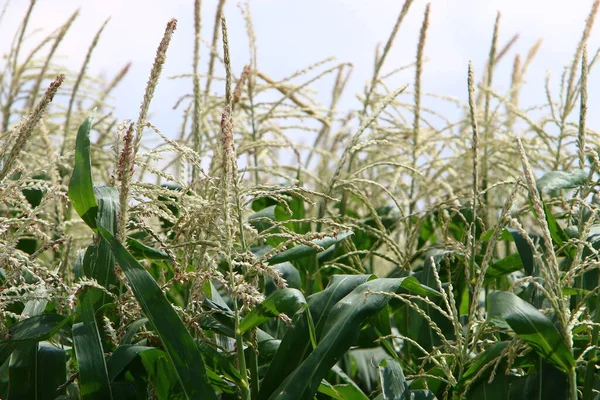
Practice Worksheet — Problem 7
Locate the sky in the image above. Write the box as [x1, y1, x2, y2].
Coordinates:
[1, 0, 599, 141]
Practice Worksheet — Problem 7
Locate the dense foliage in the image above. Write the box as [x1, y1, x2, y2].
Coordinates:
[2, 1, 600, 399]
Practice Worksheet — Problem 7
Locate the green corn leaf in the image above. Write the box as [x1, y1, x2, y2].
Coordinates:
[136, 347, 185, 399]
[66, 116, 216, 399]
[195, 339, 244, 386]
[109, 345, 232, 398]
[267, 231, 354, 265]
[341, 350, 382, 396]
[248, 205, 278, 233]
[68, 116, 98, 230]
[6, 298, 54, 398]
[322, 384, 369, 400]
[460, 341, 509, 387]
[238, 288, 307, 334]
[543, 203, 574, 258]
[397, 276, 442, 297]
[259, 275, 373, 399]
[106, 344, 156, 382]
[378, 359, 409, 400]
[328, 364, 369, 399]
[121, 317, 148, 345]
[73, 287, 113, 400]
[485, 253, 523, 280]
[126, 237, 170, 260]
[317, 380, 346, 400]
[9, 293, 65, 399]
[0, 314, 68, 345]
[536, 169, 587, 196]
[37, 342, 67, 399]
[107, 344, 185, 399]
[265, 262, 301, 296]
[0, 314, 69, 368]
[487, 291, 574, 373]
[7, 343, 37, 399]
[562, 287, 590, 296]
[266, 277, 440, 399]
[283, 193, 310, 234]
[508, 228, 536, 276]
[81, 186, 120, 309]
[481, 228, 535, 275]
[410, 390, 436, 400]
[97, 225, 217, 400]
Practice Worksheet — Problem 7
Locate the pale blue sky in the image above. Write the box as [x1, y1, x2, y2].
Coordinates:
[2, 0, 599, 140]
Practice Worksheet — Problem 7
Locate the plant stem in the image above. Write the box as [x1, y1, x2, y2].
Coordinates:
[234, 298, 250, 400]
[570, 367, 578, 400]
[248, 339, 259, 400]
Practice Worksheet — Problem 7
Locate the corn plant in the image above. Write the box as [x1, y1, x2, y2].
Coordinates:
[2, 0, 600, 399]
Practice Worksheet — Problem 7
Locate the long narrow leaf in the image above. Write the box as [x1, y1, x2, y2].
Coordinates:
[7, 342, 37, 399]
[238, 288, 307, 334]
[81, 186, 120, 308]
[37, 342, 67, 399]
[259, 275, 373, 399]
[378, 359, 409, 400]
[106, 344, 190, 399]
[0, 314, 69, 367]
[97, 226, 217, 400]
[73, 287, 112, 400]
[536, 169, 587, 196]
[268, 278, 439, 399]
[461, 341, 509, 385]
[66, 115, 216, 399]
[121, 318, 148, 345]
[267, 231, 353, 265]
[488, 291, 574, 373]
[68, 116, 98, 230]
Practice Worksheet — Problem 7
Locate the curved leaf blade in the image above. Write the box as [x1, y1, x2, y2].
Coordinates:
[259, 275, 373, 399]
[68, 116, 98, 230]
[107, 345, 185, 399]
[97, 226, 217, 400]
[508, 228, 536, 276]
[536, 169, 587, 196]
[0, 314, 69, 369]
[487, 291, 574, 373]
[106, 345, 153, 381]
[267, 231, 353, 265]
[397, 276, 441, 297]
[485, 253, 523, 280]
[7, 342, 37, 399]
[37, 342, 67, 399]
[238, 288, 307, 334]
[126, 237, 170, 260]
[73, 287, 113, 400]
[268, 277, 439, 399]
[83, 185, 120, 307]
[122, 318, 148, 345]
[378, 359, 409, 400]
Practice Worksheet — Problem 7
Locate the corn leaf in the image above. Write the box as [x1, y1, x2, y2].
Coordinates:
[73, 287, 112, 400]
[378, 359, 409, 400]
[68, 116, 98, 230]
[97, 226, 217, 400]
[487, 291, 574, 373]
[264, 277, 439, 399]
[536, 169, 587, 196]
[259, 275, 373, 399]
[37, 342, 67, 399]
[267, 231, 354, 265]
[0, 314, 69, 367]
[238, 288, 307, 334]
